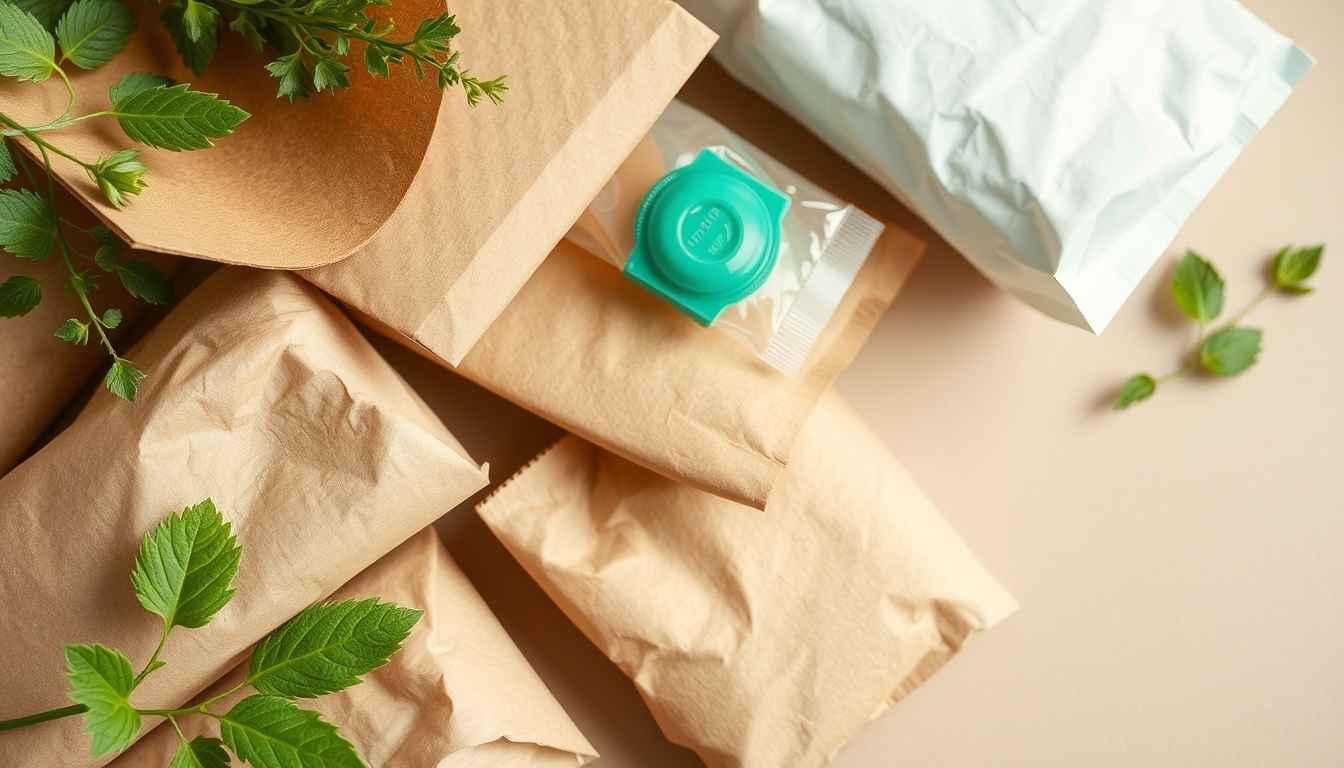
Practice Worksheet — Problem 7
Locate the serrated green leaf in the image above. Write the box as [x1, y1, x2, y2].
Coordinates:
[63, 267, 99, 294]
[90, 222, 127, 268]
[170, 735, 230, 768]
[109, 70, 173, 103]
[0, 274, 42, 316]
[265, 51, 310, 102]
[1200, 326, 1262, 376]
[130, 499, 241, 629]
[0, 188, 57, 259]
[219, 695, 365, 768]
[1272, 244, 1323, 290]
[110, 83, 248, 151]
[0, 138, 15, 183]
[115, 257, 174, 304]
[248, 599, 422, 699]
[55, 317, 89, 343]
[1114, 373, 1157, 410]
[104, 356, 146, 401]
[101, 306, 121, 328]
[161, 1, 215, 76]
[228, 10, 263, 52]
[1171, 251, 1224, 324]
[180, 0, 217, 42]
[0, 1, 57, 82]
[65, 644, 140, 757]
[13, 0, 73, 32]
[312, 55, 349, 92]
[54, 0, 132, 69]
[412, 13, 458, 44]
[362, 44, 387, 78]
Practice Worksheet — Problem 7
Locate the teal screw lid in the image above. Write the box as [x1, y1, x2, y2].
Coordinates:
[625, 149, 789, 325]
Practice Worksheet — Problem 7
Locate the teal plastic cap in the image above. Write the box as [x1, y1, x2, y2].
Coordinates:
[625, 149, 789, 325]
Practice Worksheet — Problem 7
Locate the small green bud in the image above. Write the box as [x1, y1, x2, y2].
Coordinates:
[87, 150, 148, 209]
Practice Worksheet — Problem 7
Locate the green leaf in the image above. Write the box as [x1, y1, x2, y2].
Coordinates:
[109, 71, 173, 103]
[412, 13, 459, 45]
[54, 0, 132, 70]
[90, 222, 127, 269]
[0, 274, 42, 316]
[248, 599, 422, 699]
[64, 644, 140, 757]
[104, 356, 146, 401]
[1200, 326, 1262, 376]
[0, 138, 15, 183]
[228, 10, 263, 52]
[0, 188, 57, 259]
[101, 306, 121, 328]
[1170, 250, 1224, 324]
[312, 55, 350, 92]
[130, 499, 241, 629]
[115, 257, 174, 304]
[0, 1, 57, 82]
[13, 0, 73, 32]
[170, 736, 230, 768]
[110, 83, 248, 151]
[1272, 244, 1323, 291]
[265, 51, 311, 102]
[55, 317, 90, 343]
[63, 267, 99, 294]
[161, 1, 216, 76]
[180, 0, 217, 43]
[219, 695, 365, 768]
[1114, 373, 1157, 410]
[362, 44, 387, 78]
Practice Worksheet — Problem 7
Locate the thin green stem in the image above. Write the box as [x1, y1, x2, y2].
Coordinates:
[132, 624, 171, 689]
[0, 704, 88, 732]
[1225, 284, 1275, 328]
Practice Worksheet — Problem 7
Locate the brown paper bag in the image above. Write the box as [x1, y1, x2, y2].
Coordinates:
[356, 222, 922, 510]
[107, 528, 597, 768]
[303, 0, 718, 365]
[0, 0, 445, 268]
[477, 388, 1017, 768]
[0, 268, 487, 767]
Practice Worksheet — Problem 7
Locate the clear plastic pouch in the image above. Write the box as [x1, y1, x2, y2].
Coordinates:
[566, 100, 883, 376]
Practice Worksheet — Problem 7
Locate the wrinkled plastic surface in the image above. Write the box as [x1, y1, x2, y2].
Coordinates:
[679, 0, 1313, 332]
[569, 100, 883, 375]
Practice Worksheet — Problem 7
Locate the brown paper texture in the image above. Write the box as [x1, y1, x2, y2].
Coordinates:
[355, 221, 922, 510]
[477, 388, 1017, 768]
[107, 528, 597, 768]
[0, 182, 179, 475]
[0, 268, 487, 767]
[0, 0, 445, 269]
[303, 0, 718, 365]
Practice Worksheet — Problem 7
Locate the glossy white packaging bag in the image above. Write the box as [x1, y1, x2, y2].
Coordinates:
[679, 0, 1313, 332]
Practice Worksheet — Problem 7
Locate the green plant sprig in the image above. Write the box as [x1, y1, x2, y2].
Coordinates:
[0, 499, 423, 768]
[1115, 245, 1324, 410]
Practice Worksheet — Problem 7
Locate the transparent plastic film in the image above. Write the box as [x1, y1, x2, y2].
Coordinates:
[566, 100, 884, 376]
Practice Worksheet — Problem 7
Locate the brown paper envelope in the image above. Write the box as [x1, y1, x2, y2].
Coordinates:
[106, 528, 597, 768]
[0, 268, 487, 767]
[477, 388, 1018, 768]
[302, 0, 718, 366]
[352, 222, 922, 510]
[0, 0, 445, 269]
[0, 181, 179, 475]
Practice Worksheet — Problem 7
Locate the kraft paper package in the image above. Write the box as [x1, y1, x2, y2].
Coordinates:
[108, 528, 598, 768]
[679, 0, 1314, 332]
[477, 388, 1017, 768]
[0, 268, 489, 767]
[303, 0, 718, 366]
[355, 218, 922, 510]
[0, 0, 445, 268]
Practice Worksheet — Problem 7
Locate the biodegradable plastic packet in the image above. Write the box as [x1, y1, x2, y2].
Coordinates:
[568, 99, 884, 375]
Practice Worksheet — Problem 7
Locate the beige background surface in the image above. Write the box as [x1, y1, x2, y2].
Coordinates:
[394, 0, 1343, 765]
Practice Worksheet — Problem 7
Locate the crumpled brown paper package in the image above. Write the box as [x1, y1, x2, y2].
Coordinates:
[0, 268, 487, 767]
[477, 388, 1017, 768]
[0, 0, 445, 268]
[355, 220, 922, 510]
[303, 0, 718, 365]
[107, 528, 597, 768]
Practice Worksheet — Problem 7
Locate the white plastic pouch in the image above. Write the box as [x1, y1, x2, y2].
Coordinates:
[567, 100, 884, 376]
[678, 0, 1314, 332]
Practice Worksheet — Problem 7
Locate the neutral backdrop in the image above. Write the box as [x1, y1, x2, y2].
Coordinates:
[360, 0, 1344, 765]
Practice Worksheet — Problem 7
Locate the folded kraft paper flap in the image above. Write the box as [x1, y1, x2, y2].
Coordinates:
[108, 528, 598, 768]
[356, 221, 922, 510]
[0, 0, 445, 268]
[304, 0, 718, 365]
[478, 389, 1017, 768]
[0, 268, 488, 767]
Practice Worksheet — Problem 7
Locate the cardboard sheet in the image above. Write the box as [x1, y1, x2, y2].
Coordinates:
[108, 528, 597, 768]
[355, 221, 922, 509]
[478, 388, 1017, 768]
[0, 268, 487, 767]
[0, 0, 445, 268]
[303, 0, 717, 365]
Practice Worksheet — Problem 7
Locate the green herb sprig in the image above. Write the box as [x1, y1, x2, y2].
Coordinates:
[1115, 245, 1324, 410]
[0, 499, 422, 768]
